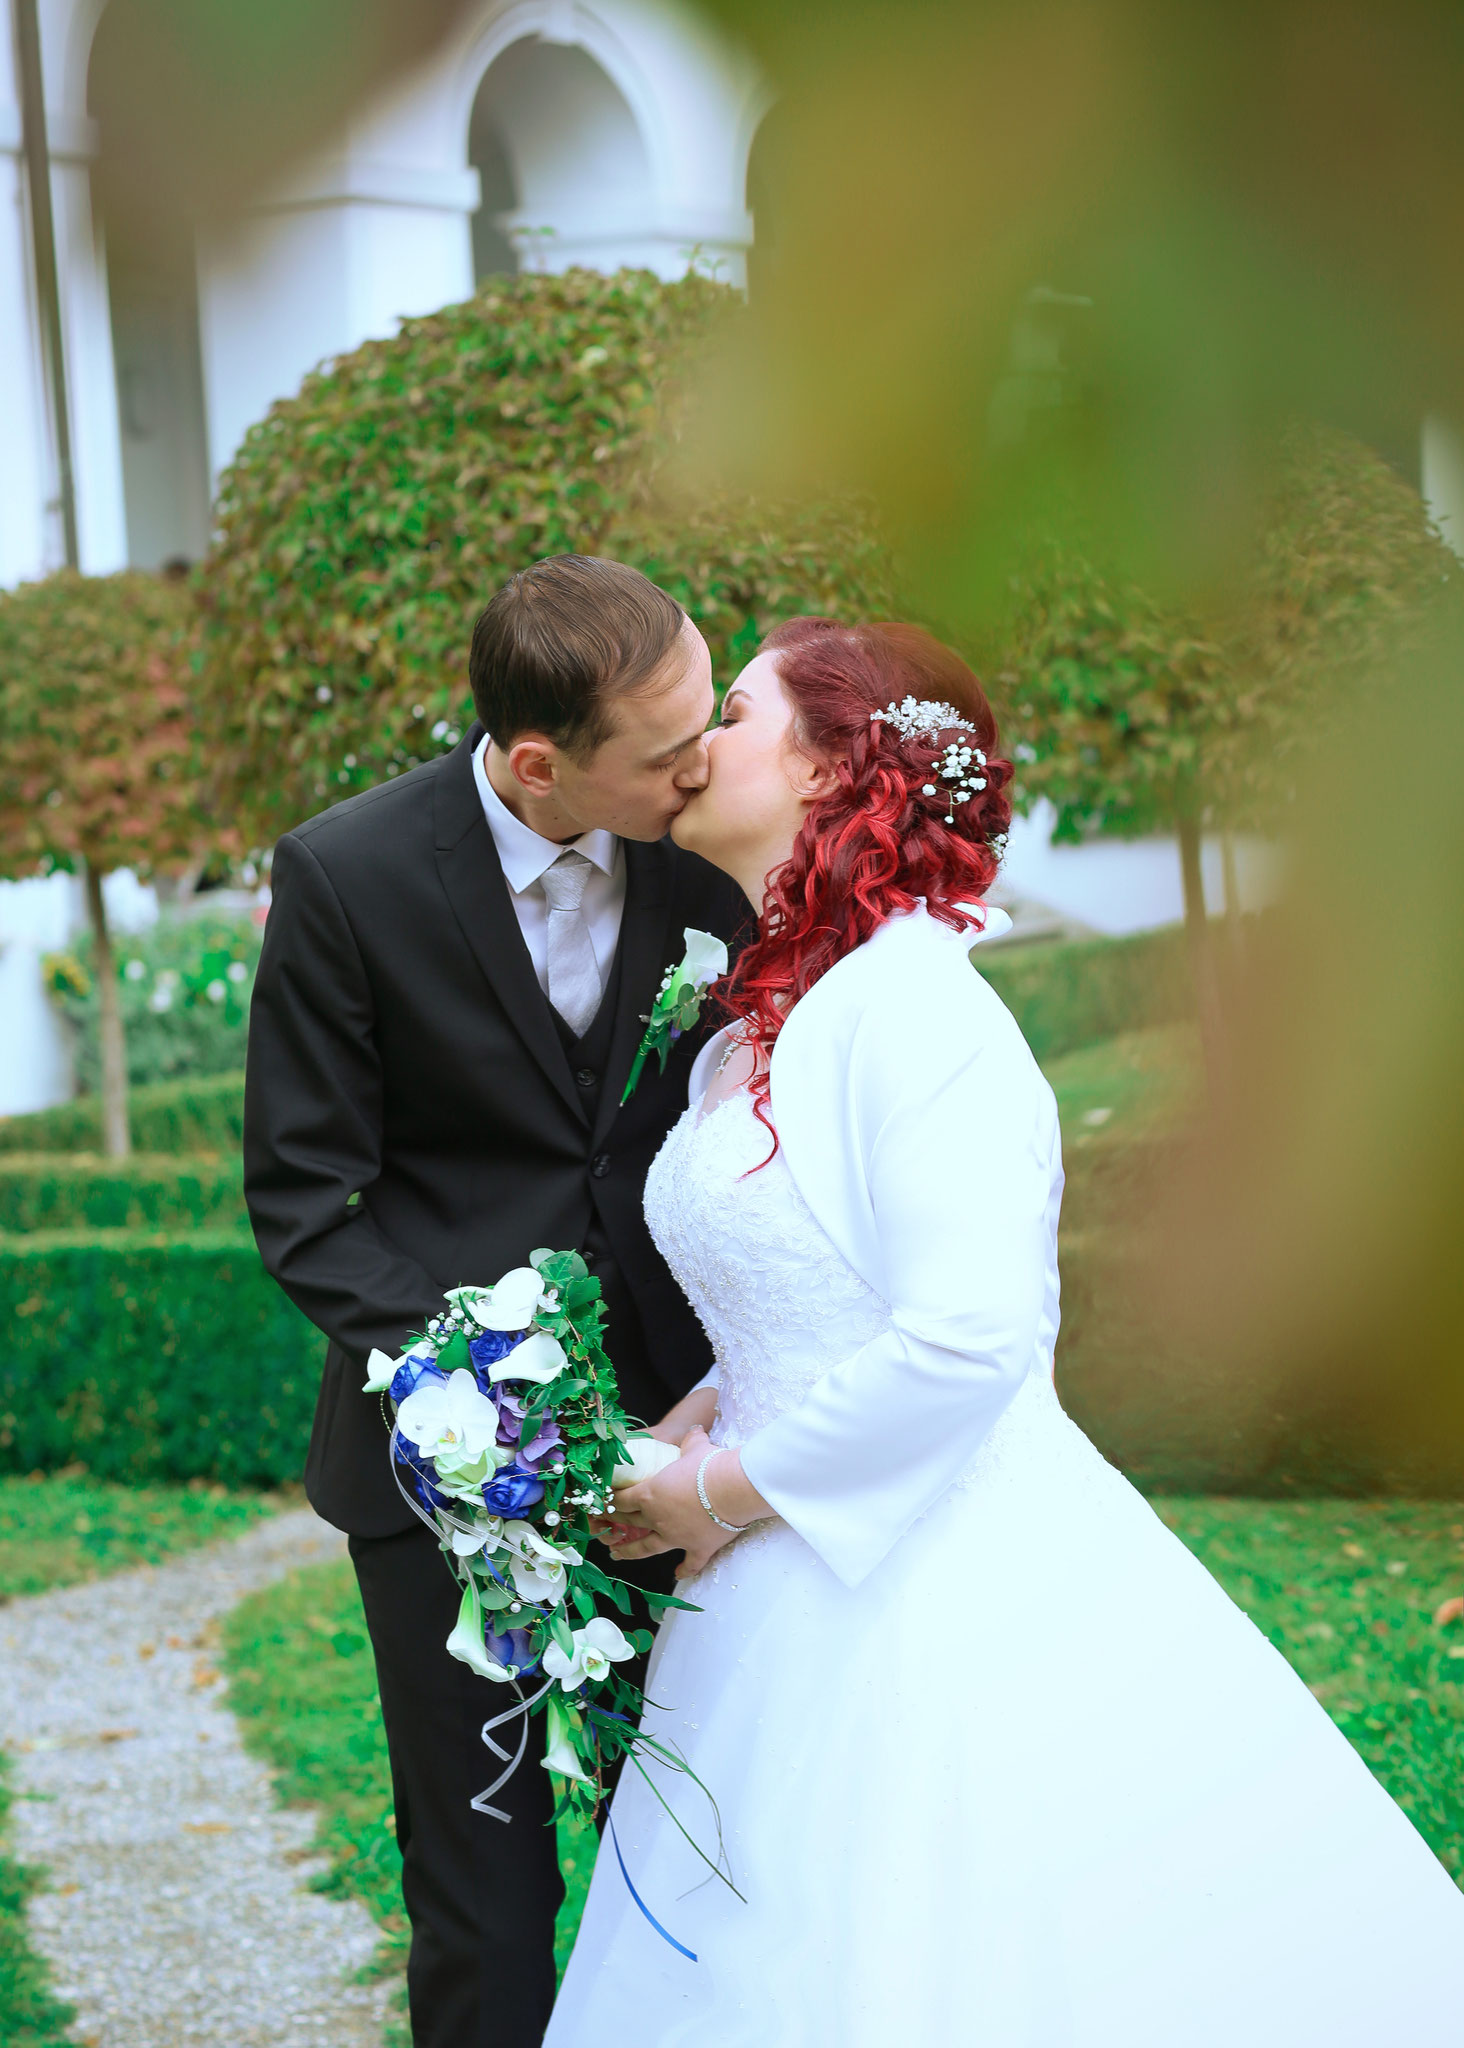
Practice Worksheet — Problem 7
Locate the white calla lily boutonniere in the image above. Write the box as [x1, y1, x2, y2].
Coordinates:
[620, 925, 729, 1104]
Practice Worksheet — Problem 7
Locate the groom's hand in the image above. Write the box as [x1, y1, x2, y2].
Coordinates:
[604, 1426, 770, 1579]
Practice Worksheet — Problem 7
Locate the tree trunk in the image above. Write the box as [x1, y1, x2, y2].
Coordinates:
[1177, 807, 1225, 1081]
[83, 862, 130, 1158]
[1220, 827, 1244, 966]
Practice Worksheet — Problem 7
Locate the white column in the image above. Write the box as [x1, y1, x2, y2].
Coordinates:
[1422, 416, 1464, 560]
[0, 0, 126, 585]
[195, 160, 480, 478]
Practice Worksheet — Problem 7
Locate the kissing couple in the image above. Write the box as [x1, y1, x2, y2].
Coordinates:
[245, 555, 1462, 2046]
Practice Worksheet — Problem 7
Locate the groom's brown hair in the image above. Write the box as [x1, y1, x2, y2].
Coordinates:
[469, 555, 687, 758]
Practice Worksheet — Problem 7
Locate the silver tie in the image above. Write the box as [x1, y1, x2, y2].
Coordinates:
[540, 849, 602, 1037]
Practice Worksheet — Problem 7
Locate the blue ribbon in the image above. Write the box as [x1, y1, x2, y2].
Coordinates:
[605, 1809, 697, 1963]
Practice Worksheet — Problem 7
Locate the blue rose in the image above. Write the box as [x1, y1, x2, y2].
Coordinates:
[390, 1355, 446, 1407]
[468, 1328, 527, 1388]
[481, 1460, 546, 1516]
[484, 1624, 538, 1676]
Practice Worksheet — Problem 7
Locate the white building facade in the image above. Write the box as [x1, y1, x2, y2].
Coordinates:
[1, 0, 1459, 1112]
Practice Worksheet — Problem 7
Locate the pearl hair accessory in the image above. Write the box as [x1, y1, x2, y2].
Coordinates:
[870, 696, 989, 824]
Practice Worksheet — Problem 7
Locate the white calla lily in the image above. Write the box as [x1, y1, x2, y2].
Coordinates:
[468, 1265, 552, 1331]
[487, 1327, 567, 1385]
[445, 1582, 513, 1682]
[678, 926, 729, 989]
[541, 1696, 591, 1781]
[362, 1348, 398, 1393]
[610, 1433, 681, 1489]
[396, 1369, 499, 1464]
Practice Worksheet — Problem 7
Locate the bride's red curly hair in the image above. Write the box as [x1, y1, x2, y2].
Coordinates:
[717, 616, 1012, 1113]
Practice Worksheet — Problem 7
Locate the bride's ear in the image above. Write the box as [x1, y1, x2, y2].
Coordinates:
[787, 753, 838, 804]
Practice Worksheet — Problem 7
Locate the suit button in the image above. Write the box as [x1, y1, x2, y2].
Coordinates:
[576, 1067, 597, 1088]
[590, 1153, 611, 1179]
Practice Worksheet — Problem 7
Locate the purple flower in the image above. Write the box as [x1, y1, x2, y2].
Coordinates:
[482, 1460, 546, 1517]
[494, 1389, 563, 1470]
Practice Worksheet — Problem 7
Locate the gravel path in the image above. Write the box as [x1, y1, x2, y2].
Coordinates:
[0, 1508, 392, 2048]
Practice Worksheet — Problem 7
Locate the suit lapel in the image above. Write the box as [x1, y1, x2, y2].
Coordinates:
[594, 835, 675, 1145]
[433, 735, 585, 1124]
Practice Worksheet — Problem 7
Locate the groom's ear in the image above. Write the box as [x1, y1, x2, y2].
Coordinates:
[504, 734, 563, 797]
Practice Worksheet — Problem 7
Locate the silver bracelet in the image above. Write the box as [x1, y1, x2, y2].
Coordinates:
[696, 1449, 752, 1533]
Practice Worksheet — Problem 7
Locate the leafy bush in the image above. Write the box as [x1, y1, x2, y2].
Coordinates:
[0, 1154, 244, 1233]
[0, 1230, 319, 1486]
[196, 267, 896, 847]
[44, 911, 262, 1092]
[0, 1071, 245, 1157]
[975, 927, 1194, 1064]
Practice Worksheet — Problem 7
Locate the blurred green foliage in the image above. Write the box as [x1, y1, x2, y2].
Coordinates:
[993, 425, 1457, 846]
[976, 927, 1193, 1065]
[43, 914, 261, 1094]
[0, 1155, 243, 1234]
[196, 267, 895, 846]
[0, 1072, 244, 1157]
[0, 1231, 319, 1486]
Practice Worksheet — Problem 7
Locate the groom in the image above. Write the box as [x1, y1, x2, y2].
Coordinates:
[243, 556, 744, 2047]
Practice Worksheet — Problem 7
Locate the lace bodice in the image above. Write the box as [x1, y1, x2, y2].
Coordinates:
[643, 1092, 890, 1443]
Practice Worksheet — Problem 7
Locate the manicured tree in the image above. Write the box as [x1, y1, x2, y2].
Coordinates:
[195, 267, 896, 847]
[0, 570, 202, 1155]
[993, 425, 1456, 1064]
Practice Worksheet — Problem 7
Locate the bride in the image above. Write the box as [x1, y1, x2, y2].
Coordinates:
[544, 616, 1463, 2045]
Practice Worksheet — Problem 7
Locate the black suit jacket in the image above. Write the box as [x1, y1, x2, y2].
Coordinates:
[244, 727, 745, 1536]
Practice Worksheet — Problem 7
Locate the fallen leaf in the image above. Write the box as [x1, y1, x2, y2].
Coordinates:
[183, 1821, 232, 1834]
[138, 1643, 156, 1660]
[1433, 1596, 1464, 1628]
[1342, 1543, 1366, 1560]
[95, 1729, 138, 1744]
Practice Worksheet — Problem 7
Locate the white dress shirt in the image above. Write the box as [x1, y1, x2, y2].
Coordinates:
[472, 735, 625, 1002]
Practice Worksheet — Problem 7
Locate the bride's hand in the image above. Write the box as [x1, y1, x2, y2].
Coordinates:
[604, 1426, 771, 1580]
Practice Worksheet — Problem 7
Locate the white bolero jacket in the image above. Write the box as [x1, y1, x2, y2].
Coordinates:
[688, 904, 1064, 1589]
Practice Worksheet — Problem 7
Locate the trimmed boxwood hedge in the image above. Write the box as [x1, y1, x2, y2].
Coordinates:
[975, 925, 1193, 1066]
[0, 1230, 320, 1486]
[0, 1155, 245, 1234]
[0, 1071, 245, 1157]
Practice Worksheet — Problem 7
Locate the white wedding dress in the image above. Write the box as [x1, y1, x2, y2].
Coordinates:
[548, 949, 1463, 2044]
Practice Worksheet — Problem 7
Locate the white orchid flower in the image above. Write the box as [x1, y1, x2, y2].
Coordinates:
[610, 1434, 682, 1489]
[485, 1327, 567, 1385]
[502, 1519, 581, 1607]
[678, 926, 729, 989]
[543, 1616, 636, 1692]
[445, 1582, 514, 1682]
[465, 1266, 555, 1332]
[449, 1518, 503, 1558]
[541, 1696, 591, 1781]
[396, 1369, 499, 1465]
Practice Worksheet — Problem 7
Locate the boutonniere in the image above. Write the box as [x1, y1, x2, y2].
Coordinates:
[620, 926, 729, 1104]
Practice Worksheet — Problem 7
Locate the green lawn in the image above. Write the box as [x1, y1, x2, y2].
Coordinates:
[0, 1471, 280, 1601]
[1043, 1019, 1201, 1142]
[0, 1756, 75, 2048]
[219, 1496, 1464, 2019]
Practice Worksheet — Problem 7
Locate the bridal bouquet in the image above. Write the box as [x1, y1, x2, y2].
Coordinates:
[362, 1248, 700, 1830]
